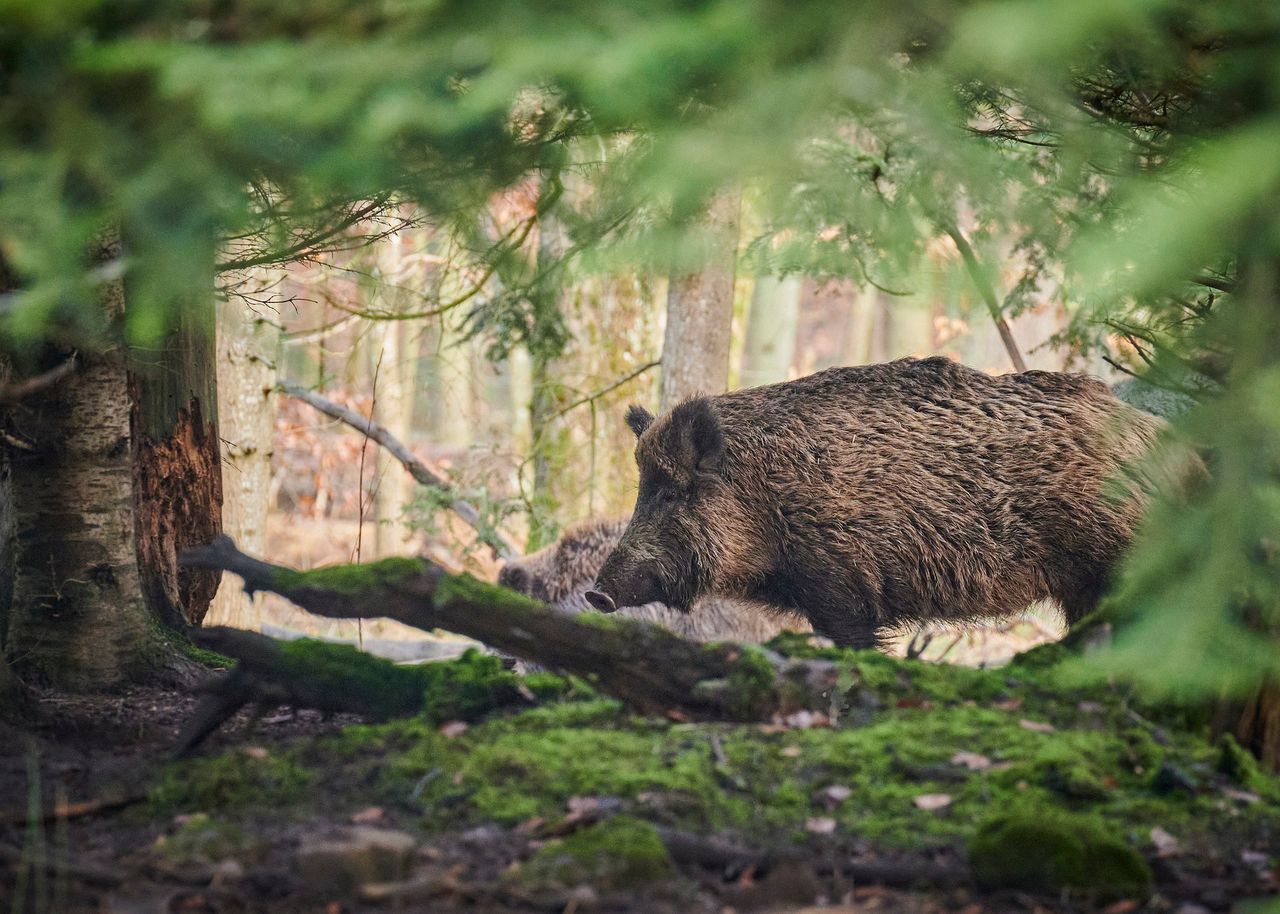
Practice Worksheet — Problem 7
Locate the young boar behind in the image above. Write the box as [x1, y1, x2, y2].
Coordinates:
[588, 357, 1167, 649]
[499, 518, 809, 642]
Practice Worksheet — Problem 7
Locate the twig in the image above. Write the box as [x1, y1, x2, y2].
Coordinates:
[279, 380, 519, 561]
[553, 360, 661, 420]
[939, 222, 1027, 373]
[0, 354, 77, 405]
[1, 791, 146, 828]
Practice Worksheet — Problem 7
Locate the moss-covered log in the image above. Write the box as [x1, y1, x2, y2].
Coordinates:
[180, 536, 840, 722]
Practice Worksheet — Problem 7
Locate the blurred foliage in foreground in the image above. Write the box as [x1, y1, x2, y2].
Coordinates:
[1, 0, 1279, 697]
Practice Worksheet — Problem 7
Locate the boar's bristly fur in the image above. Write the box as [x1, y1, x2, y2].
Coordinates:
[594, 356, 1171, 649]
[498, 518, 809, 643]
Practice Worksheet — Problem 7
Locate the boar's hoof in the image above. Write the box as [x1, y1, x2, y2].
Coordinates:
[585, 590, 618, 613]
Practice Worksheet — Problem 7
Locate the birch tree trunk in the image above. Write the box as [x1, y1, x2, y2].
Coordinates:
[660, 190, 741, 412]
[207, 281, 279, 627]
[371, 320, 417, 558]
[740, 274, 801, 387]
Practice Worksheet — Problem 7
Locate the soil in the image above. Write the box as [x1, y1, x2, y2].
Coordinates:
[2, 670, 1276, 914]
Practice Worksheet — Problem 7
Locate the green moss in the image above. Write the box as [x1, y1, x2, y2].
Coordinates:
[723, 645, 777, 718]
[274, 556, 429, 595]
[277, 638, 427, 717]
[1217, 733, 1266, 791]
[154, 813, 260, 864]
[150, 750, 312, 814]
[969, 811, 1152, 901]
[149, 643, 1280, 874]
[512, 816, 673, 891]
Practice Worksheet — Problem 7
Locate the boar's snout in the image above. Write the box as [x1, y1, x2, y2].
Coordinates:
[584, 590, 616, 613]
[590, 562, 667, 613]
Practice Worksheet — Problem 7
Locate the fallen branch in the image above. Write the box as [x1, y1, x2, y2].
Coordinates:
[171, 627, 533, 756]
[279, 380, 519, 561]
[180, 536, 839, 723]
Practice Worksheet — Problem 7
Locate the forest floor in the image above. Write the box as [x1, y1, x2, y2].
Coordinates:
[2, 637, 1277, 914]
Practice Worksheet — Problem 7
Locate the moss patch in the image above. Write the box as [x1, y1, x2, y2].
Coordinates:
[970, 810, 1152, 901]
[274, 556, 429, 595]
[512, 816, 673, 891]
[151, 637, 1280, 894]
[149, 749, 312, 815]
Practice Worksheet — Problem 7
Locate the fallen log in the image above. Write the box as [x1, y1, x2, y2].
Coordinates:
[180, 536, 839, 724]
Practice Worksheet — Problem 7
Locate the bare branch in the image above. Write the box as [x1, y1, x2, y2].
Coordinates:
[0, 353, 77, 405]
[939, 222, 1028, 373]
[278, 380, 520, 561]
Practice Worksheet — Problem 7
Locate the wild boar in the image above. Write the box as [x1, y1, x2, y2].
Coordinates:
[499, 518, 809, 642]
[588, 356, 1168, 648]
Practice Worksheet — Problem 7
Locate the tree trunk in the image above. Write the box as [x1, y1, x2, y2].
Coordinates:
[6, 277, 154, 688]
[370, 321, 416, 558]
[660, 190, 741, 412]
[207, 282, 279, 627]
[129, 289, 223, 630]
[4, 236, 221, 688]
[740, 275, 801, 387]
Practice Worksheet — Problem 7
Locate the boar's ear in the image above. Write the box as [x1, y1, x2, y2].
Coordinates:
[668, 397, 724, 477]
[625, 404, 655, 438]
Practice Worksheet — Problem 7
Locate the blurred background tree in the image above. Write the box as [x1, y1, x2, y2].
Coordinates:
[0, 0, 1277, 762]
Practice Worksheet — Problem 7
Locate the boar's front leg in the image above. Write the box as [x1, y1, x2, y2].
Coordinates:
[806, 607, 884, 651]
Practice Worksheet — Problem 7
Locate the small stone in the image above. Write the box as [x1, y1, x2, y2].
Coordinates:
[1149, 826, 1180, 857]
[439, 720, 468, 738]
[294, 827, 417, 894]
[781, 745, 803, 758]
[209, 859, 244, 887]
[1019, 719, 1056, 733]
[350, 807, 384, 824]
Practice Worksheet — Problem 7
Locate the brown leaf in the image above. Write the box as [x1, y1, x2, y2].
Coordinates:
[805, 816, 838, 834]
[1018, 719, 1056, 733]
[950, 751, 992, 771]
[913, 793, 953, 811]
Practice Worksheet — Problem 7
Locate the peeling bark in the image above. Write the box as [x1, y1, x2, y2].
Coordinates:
[128, 271, 223, 628]
[131, 397, 223, 628]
